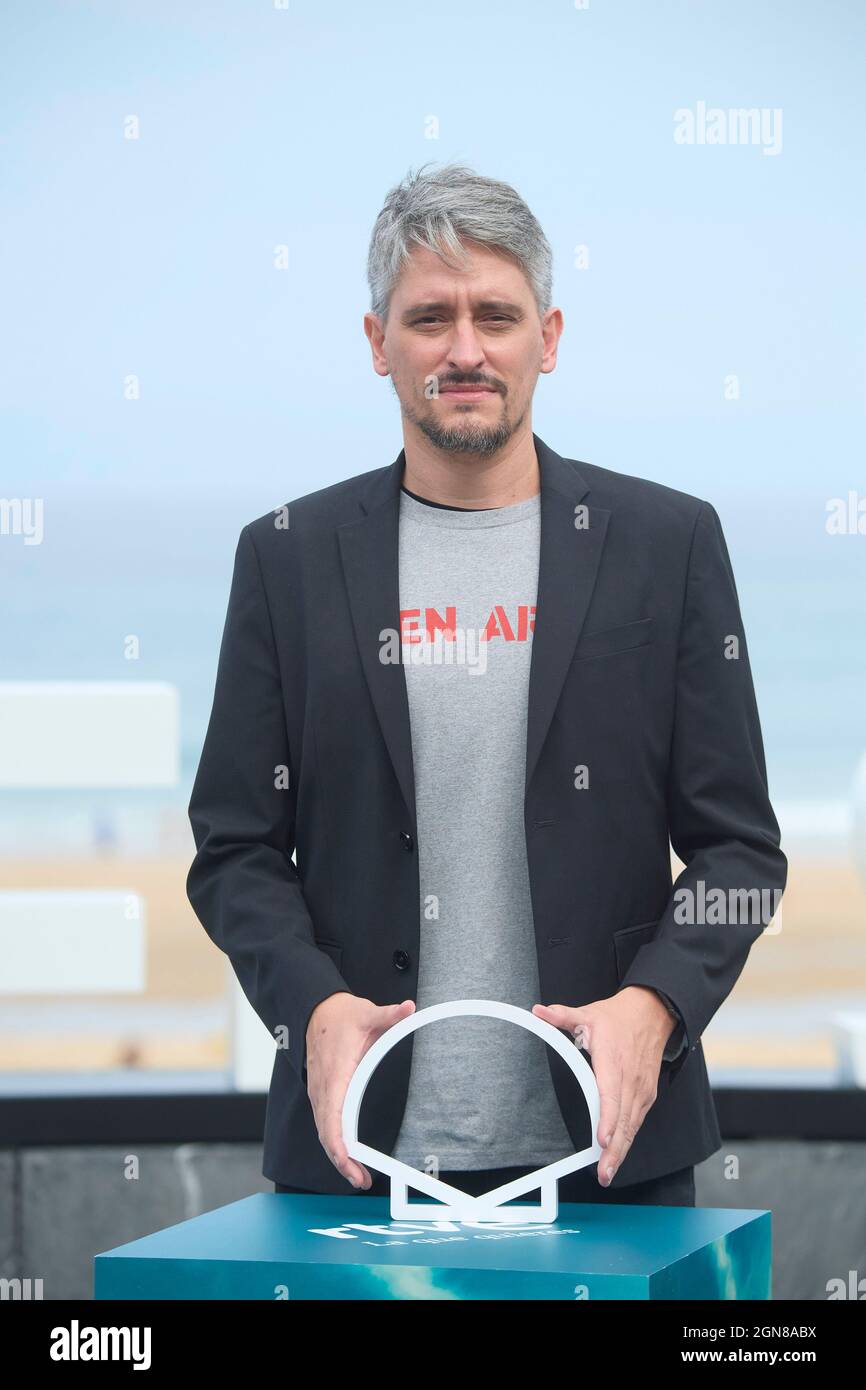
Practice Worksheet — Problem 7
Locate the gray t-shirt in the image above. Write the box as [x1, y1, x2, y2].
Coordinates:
[391, 486, 576, 1171]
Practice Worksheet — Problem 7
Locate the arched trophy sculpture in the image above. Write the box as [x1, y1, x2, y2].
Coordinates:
[341, 998, 603, 1224]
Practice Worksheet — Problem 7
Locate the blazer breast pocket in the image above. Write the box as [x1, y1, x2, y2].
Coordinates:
[613, 917, 660, 981]
[572, 615, 654, 662]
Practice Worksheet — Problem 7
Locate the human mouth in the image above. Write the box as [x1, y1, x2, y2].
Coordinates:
[439, 385, 498, 400]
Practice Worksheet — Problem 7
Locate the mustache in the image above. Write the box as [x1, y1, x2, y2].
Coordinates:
[436, 375, 503, 392]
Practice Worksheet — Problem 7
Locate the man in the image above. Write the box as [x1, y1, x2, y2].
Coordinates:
[186, 163, 786, 1208]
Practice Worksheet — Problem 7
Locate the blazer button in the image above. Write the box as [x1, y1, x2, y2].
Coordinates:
[400, 830, 414, 852]
[393, 949, 411, 971]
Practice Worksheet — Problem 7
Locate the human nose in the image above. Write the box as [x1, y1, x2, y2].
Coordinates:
[445, 318, 486, 373]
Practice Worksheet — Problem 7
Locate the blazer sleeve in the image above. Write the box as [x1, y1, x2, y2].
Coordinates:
[186, 523, 350, 1087]
[654, 989, 688, 1062]
[620, 500, 787, 1083]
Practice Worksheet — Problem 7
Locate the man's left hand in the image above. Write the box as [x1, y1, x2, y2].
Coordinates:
[532, 986, 675, 1188]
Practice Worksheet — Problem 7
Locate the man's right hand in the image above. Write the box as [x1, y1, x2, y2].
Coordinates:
[305, 992, 416, 1189]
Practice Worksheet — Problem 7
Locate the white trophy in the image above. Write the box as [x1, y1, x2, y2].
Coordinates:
[341, 998, 603, 1224]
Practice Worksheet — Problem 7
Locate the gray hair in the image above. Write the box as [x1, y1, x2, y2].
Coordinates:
[367, 162, 553, 324]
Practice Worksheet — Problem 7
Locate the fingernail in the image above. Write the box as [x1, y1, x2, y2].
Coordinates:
[604, 1132, 613, 1146]
[605, 1167, 615, 1185]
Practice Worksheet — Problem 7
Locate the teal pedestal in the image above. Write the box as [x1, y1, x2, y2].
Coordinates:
[95, 1193, 770, 1300]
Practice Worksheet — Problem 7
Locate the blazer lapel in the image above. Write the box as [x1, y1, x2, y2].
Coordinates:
[336, 434, 610, 829]
[525, 436, 610, 799]
[337, 450, 418, 828]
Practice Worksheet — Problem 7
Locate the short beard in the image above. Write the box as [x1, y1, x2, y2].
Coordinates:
[408, 402, 524, 458]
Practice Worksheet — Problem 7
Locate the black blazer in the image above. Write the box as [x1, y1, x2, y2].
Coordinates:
[186, 433, 787, 1190]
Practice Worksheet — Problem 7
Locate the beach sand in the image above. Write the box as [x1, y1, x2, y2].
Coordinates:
[1, 855, 864, 1075]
